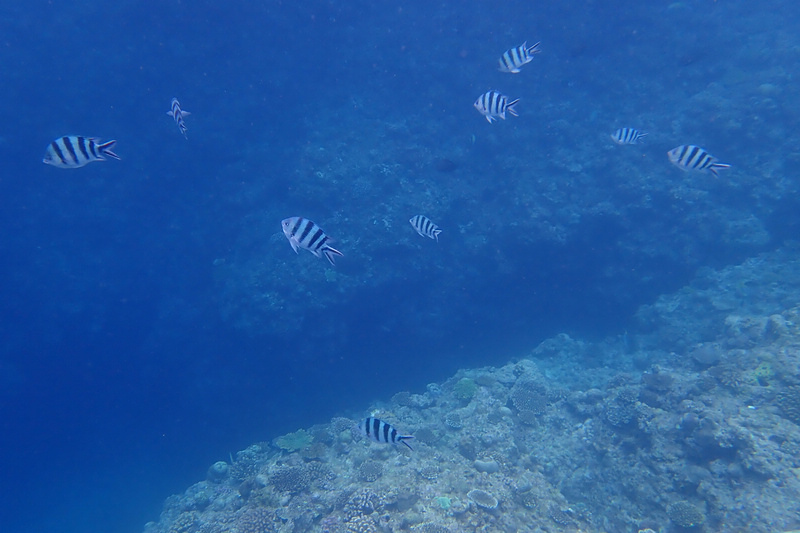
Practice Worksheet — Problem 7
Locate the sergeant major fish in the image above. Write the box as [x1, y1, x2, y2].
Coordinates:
[43, 136, 120, 168]
[409, 215, 441, 242]
[611, 128, 647, 145]
[667, 145, 730, 177]
[358, 417, 414, 451]
[167, 98, 191, 138]
[498, 41, 541, 73]
[281, 216, 343, 265]
[474, 90, 519, 123]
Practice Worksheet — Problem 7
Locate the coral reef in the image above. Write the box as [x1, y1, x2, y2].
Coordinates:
[268, 466, 310, 493]
[274, 429, 313, 453]
[509, 380, 548, 415]
[776, 386, 800, 424]
[452, 378, 478, 401]
[237, 508, 277, 533]
[357, 460, 383, 483]
[466, 489, 498, 510]
[144, 251, 800, 533]
[206, 461, 229, 483]
[666, 501, 706, 528]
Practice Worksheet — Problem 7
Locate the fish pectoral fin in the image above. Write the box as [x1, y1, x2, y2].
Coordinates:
[182, 111, 191, 116]
[289, 239, 300, 253]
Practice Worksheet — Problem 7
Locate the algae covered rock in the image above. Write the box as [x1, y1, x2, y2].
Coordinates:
[453, 377, 479, 400]
[274, 429, 312, 452]
[206, 461, 229, 483]
[467, 489, 499, 510]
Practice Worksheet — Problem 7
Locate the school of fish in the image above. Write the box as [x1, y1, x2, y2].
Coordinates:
[40, 42, 734, 449]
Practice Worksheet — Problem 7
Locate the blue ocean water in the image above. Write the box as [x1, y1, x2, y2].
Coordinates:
[1, 1, 799, 532]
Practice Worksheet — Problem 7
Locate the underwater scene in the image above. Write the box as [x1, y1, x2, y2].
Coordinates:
[2, 1, 800, 532]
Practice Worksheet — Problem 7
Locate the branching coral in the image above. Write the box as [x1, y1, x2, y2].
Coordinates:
[168, 512, 199, 533]
[510, 381, 548, 415]
[444, 411, 463, 429]
[345, 514, 378, 533]
[268, 466, 310, 493]
[667, 501, 705, 528]
[237, 508, 276, 533]
[776, 385, 800, 424]
[343, 488, 383, 518]
[357, 460, 383, 482]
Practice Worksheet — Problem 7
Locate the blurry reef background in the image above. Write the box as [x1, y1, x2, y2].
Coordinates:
[3, 1, 800, 533]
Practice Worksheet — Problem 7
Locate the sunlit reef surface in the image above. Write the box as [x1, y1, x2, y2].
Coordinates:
[150, 247, 800, 532]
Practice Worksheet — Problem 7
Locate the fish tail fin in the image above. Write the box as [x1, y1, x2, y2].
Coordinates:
[709, 163, 731, 177]
[398, 436, 414, 451]
[506, 99, 520, 117]
[434, 229, 442, 242]
[323, 246, 344, 266]
[98, 140, 120, 160]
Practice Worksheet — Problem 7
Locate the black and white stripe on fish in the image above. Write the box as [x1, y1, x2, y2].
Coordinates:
[474, 90, 519, 124]
[167, 98, 191, 138]
[358, 417, 414, 451]
[611, 128, 647, 145]
[498, 41, 541, 73]
[410, 215, 441, 242]
[43, 136, 120, 168]
[667, 145, 730, 177]
[281, 216, 343, 266]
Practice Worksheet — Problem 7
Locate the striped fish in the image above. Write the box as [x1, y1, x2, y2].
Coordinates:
[281, 217, 343, 265]
[167, 98, 191, 138]
[498, 41, 541, 73]
[474, 90, 520, 124]
[43, 136, 120, 168]
[611, 128, 647, 145]
[358, 417, 414, 451]
[410, 215, 441, 242]
[667, 145, 731, 177]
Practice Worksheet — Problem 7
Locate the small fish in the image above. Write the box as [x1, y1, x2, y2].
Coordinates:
[611, 128, 647, 145]
[498, 41, 541, 73]
[358, 417, 414, 451]
[43, 136, 120, 168]
[667, 145, 730, 177]
[167, 98, 191, 138]
[474, 90, 519, 123]
[281, 217, 343, 265]
[410, 215, 441, 242]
